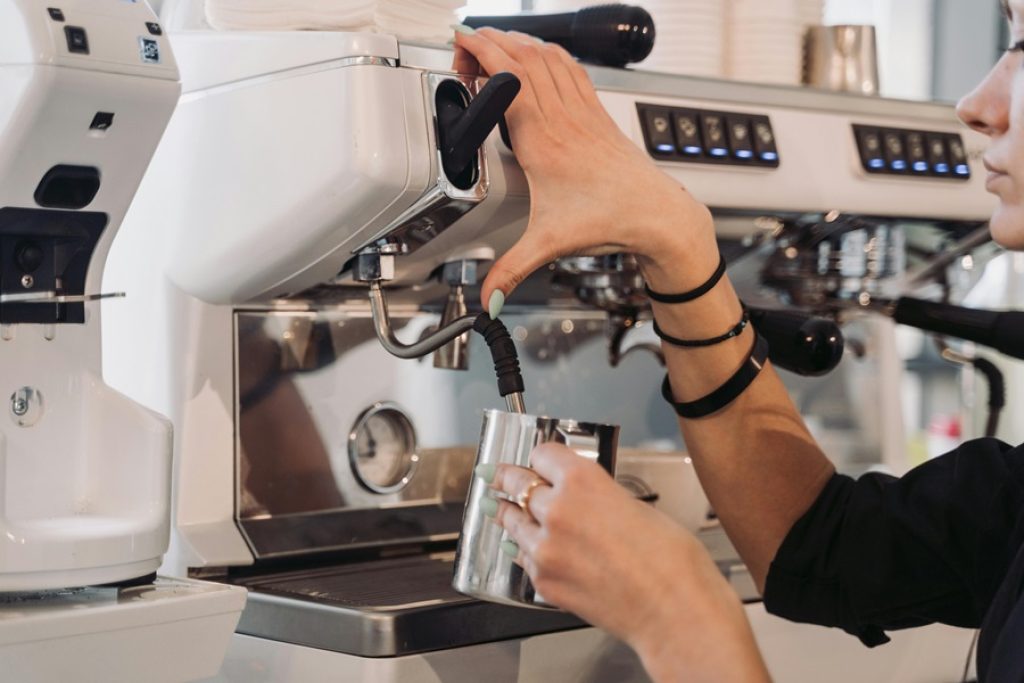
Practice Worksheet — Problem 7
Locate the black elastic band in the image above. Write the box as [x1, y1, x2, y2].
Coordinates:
[653, 307, 750, 348]
[661, 333, 770, 419]
[645, 254, 726, 304]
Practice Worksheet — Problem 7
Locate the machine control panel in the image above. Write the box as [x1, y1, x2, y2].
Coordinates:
[638, 104, 780, 168]
[853, 124, 970, 179]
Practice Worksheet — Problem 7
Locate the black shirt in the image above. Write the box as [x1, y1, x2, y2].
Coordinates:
[764, 438, 1024, 682]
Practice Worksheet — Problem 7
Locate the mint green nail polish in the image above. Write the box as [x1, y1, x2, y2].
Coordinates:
[451, 23, 477, 36]
[480, 496, 498, 518]
[501, 540, 520, 558]
[488, 290, 505, 319]
[475, 463, 496, 483]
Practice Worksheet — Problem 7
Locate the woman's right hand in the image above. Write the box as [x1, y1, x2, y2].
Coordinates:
[452, 28, 720, 314]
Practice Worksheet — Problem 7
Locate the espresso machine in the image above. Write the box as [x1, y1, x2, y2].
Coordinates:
[101, 4, 1006, 680]
[0, 3, 245, 682]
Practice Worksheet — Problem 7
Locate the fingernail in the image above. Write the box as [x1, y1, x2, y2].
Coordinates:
[475, 463, 496, 483]
[446, 38, 455, 47]
[451, 24, 477, 36]
[501, 540, 520, 558]
[488, 290, 505, 319]
[479, 496, 499, 518]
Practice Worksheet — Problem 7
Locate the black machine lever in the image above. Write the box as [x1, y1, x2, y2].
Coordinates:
[749, 307, 846, 377]
[891, 297, 1024, 361]
[464, 4, 656, 68]
[437, 72, 521, 188]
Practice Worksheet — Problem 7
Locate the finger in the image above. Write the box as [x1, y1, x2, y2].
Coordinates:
[538, 43, 587, 113]
[491, 464, 548, 499]
[480, 229, 558, 311]
[494, 31, 565, 120]
[528, 442, 589, 489]
[557, 47, 605, 113]
[454, 30, 541, 121]
[495, 499, 544, 556]
[451, 43, 482, 78]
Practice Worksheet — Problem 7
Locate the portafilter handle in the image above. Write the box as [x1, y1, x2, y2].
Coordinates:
[748, 307, 846, 377]
[890, 297, 1024, 361]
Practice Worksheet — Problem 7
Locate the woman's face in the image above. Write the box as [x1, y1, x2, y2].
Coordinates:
[958, 0, 1024, 249]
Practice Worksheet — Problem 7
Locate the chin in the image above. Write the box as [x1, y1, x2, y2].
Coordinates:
[989, 204, 1024, 251]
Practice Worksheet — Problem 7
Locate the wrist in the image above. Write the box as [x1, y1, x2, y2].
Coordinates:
[635, 202, 719, 294]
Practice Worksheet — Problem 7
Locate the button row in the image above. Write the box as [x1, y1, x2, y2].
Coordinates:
[853, 125, 970, 179]
[639, 105, 780, 168]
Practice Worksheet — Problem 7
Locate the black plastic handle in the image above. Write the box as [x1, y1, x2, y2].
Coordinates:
[438, 72, 521, 186]
[892, 297, 1024, 361]
[749, 308, 846, 377]
[464, 4, 656, 68]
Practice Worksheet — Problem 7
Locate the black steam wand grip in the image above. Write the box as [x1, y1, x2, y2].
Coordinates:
[748, 308, 846, 377]
[892, 297, 1024, 361]
[439, 72, 521, 183]
[473, 314, 526, 404]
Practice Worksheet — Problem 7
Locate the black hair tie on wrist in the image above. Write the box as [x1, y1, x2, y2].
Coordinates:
[645, 253, 726, 304]
[661, 333, 770, 419]
[653, 307, 750, 348]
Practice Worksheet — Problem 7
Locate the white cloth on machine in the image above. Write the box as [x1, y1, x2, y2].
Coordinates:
[204, 0, 465, 42]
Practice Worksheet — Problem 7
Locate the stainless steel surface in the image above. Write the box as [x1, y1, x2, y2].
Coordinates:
[353, 249, 397, 283]
[804, 25, 880, 96]
[232, 553, 584, 657]
[453, 411, 618, 609]
[504, 392, 527, 414]
[369, 282, 477, 359]
[0, 291, 125, 304]
[434, 284, 470, 370]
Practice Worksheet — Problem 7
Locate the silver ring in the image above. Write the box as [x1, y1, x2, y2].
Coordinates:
[514, 478, 546, 518]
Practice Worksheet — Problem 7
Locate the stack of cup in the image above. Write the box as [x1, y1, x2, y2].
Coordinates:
[727, 0, 822, 85]
[639, 0, 725, 78]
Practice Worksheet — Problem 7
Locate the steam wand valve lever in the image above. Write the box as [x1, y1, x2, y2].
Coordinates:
[747, 307, 845, 377]
[438, 72, 521, 185]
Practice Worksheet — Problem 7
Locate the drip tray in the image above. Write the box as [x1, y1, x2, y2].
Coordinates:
[232, 552, 584, 657]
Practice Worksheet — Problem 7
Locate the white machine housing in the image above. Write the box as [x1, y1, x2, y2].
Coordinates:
[0, 0, 179, 591]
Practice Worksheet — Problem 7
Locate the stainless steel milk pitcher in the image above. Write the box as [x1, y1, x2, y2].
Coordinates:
[452, 410, 619, 609]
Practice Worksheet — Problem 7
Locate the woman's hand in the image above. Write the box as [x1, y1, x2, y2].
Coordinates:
[452, 28, 719, 315]
[487, 443, 771, 683]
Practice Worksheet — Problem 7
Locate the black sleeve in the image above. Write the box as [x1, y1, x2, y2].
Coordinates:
[763, 438, 1024, 647]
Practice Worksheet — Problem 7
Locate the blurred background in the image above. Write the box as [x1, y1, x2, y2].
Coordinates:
[461, 0, 1007, 103]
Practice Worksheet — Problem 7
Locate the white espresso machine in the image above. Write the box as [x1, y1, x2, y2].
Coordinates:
[102, 6, 1002, 682]
[0, 3, 244, 682]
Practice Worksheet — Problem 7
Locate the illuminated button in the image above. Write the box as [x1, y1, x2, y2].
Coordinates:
[855, 128, 885, 172]
[906, 132, 928, 173]
[641, 107, 676, 156]
[882, 131, 907, 172]
[672, 111, 704, 156]
[727, 117, 754, 160]
[926, 135, 950, 174]
[947, 135, 970, 177]
[751, 117, 779, 164]
[701, 114, 729, 158]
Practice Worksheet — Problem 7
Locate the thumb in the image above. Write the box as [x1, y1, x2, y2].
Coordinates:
[480, 229, 557, 318]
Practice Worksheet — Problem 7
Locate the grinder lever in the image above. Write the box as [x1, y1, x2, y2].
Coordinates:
[437, 72, 521, 183]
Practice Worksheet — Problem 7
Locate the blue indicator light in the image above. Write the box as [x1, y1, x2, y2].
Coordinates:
[760, 151, 779, 162]
[955, 164, 970, 176]
[683, 145, 703, 155]
[656, 143, 675, 153]
[891, 160, 907, 171]
[935, 162, 950, 174]
[709, 147, 729, 157]
[735, 149, 754, 159]
[868, 158, 885, 169]
[913, 161, 929, 173]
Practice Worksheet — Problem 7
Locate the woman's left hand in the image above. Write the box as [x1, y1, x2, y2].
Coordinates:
[488, 443, 770, 682]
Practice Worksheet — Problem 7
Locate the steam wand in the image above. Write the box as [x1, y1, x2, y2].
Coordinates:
[366, 280, 527, 414]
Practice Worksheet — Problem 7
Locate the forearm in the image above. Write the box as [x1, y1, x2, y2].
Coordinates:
[640, 239, 834, 590]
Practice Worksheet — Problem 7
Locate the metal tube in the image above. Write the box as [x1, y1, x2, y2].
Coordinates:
[504, 392, 526, 414]
[368, 282, 477, 360]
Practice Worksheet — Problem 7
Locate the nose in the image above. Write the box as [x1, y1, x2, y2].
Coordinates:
[957, 54, 1012, 137]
